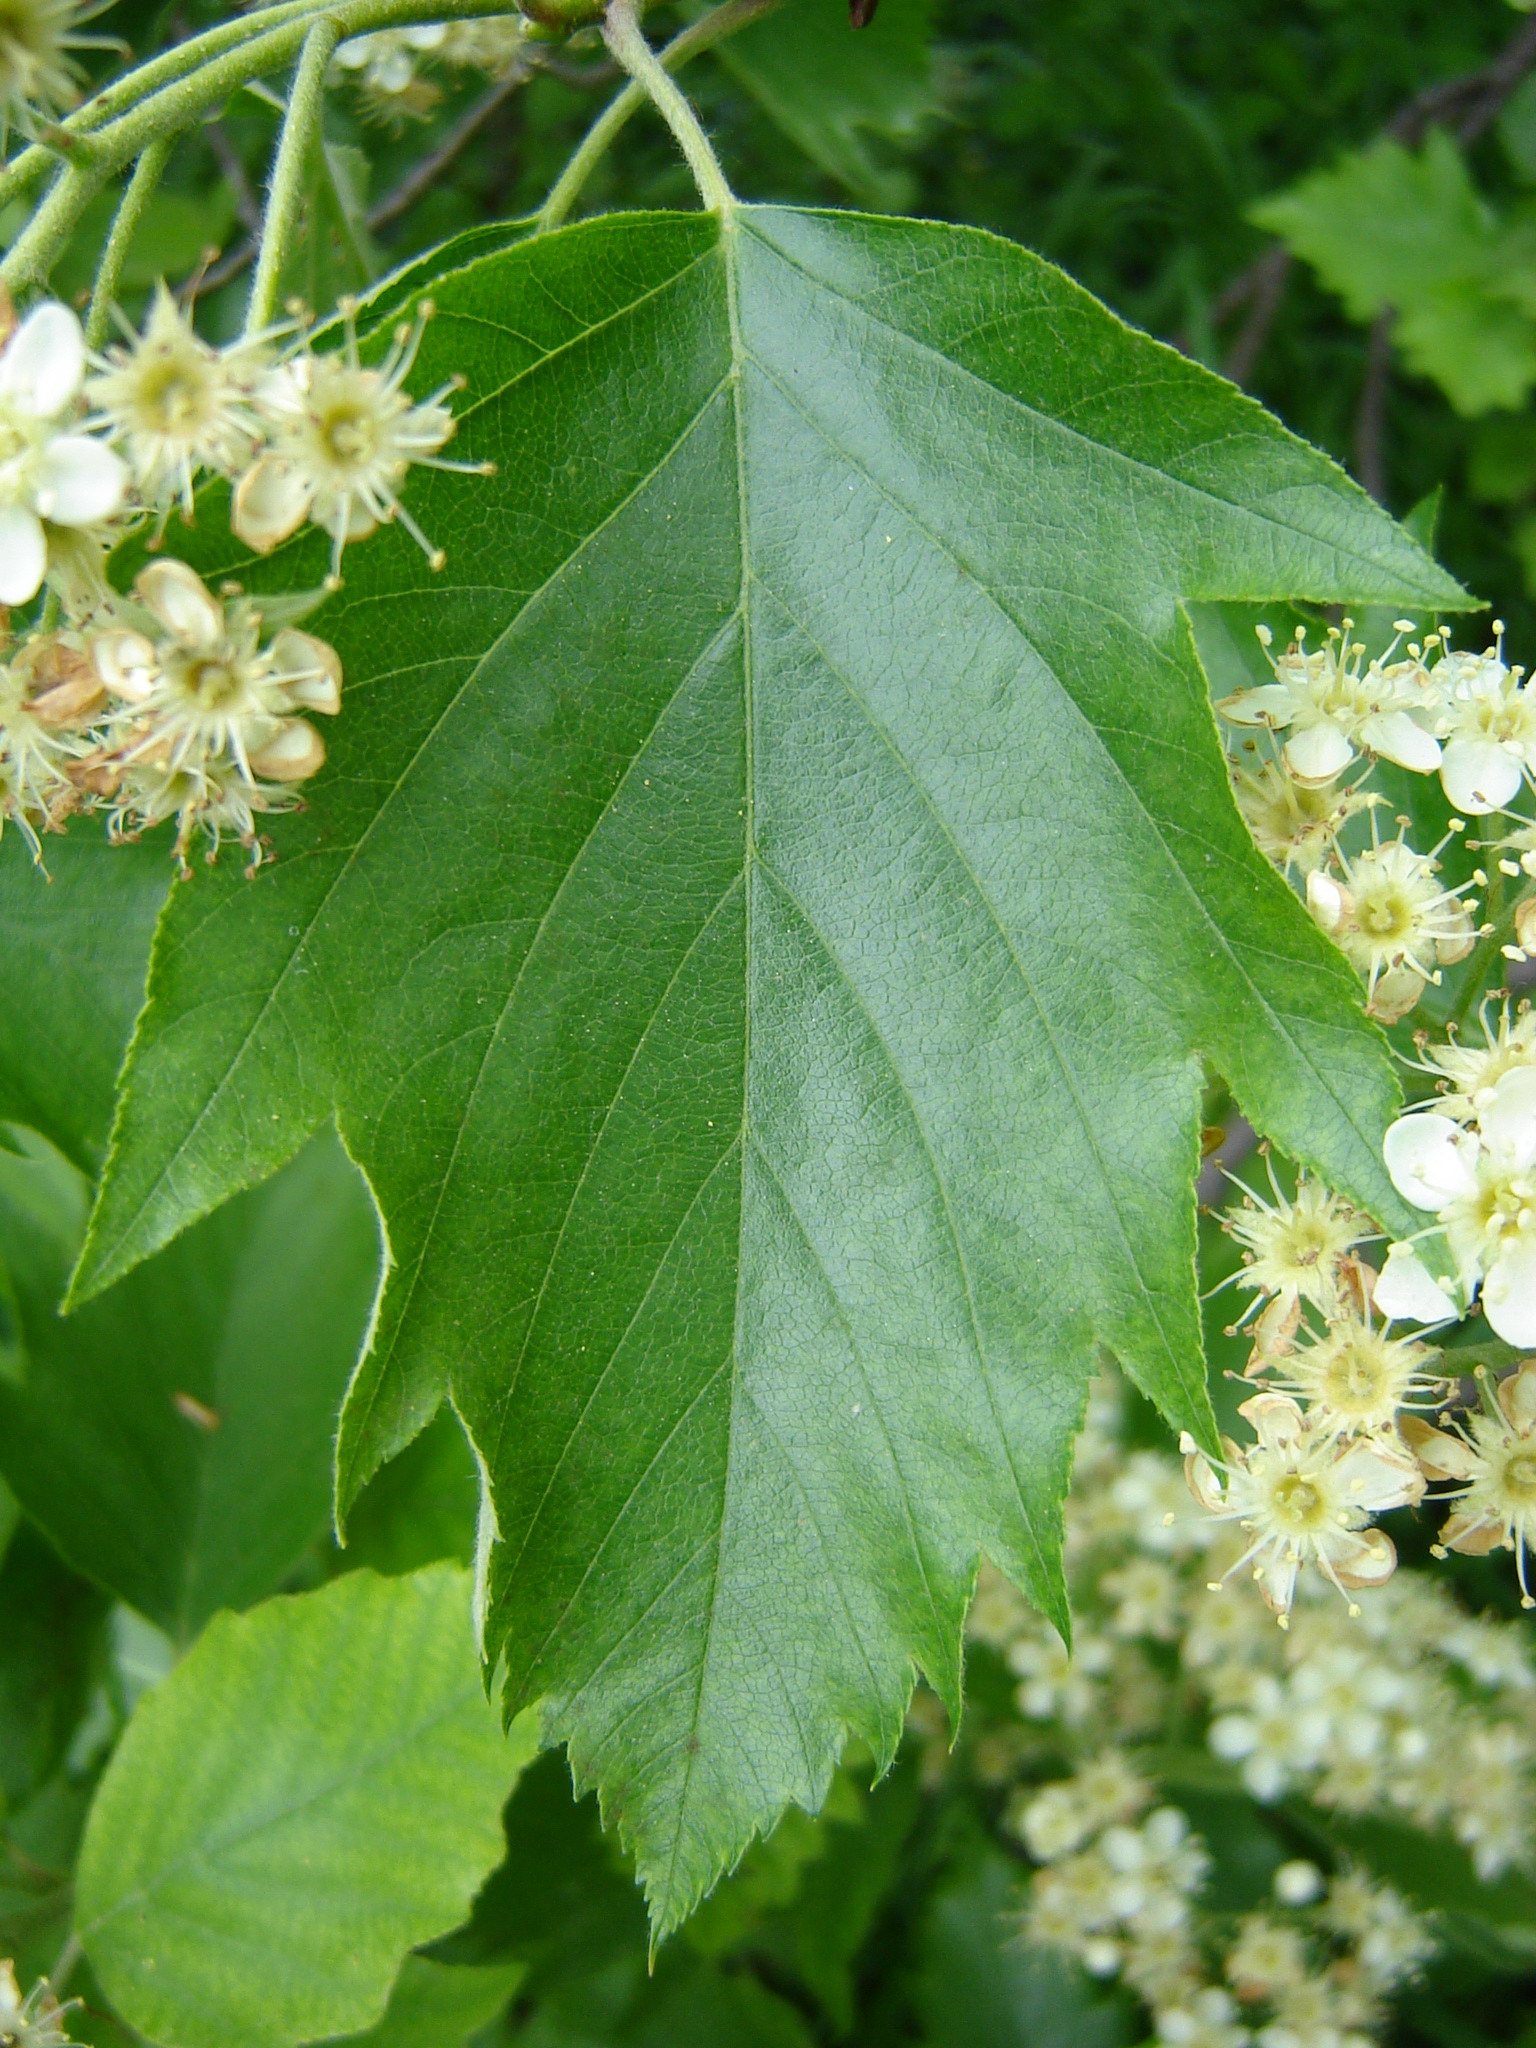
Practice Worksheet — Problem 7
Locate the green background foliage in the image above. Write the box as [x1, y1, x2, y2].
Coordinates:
[4, 0, 1536, 2041]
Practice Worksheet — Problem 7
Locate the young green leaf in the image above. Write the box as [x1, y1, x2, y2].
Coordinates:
[75, 1567, 536, 2048]
[77, 207, 1464, 1931]
[0, 1129, 380, 1639]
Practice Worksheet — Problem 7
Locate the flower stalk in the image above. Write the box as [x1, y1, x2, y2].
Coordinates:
[245, 15, 341, 337]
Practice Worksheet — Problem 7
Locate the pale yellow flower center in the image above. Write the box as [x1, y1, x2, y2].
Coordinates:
[1268, 1472, 1328, 1532]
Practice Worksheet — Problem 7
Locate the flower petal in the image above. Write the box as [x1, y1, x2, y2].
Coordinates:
[1216, 684, 1296, 727]
[1373, 1242, 1460, 1326]
[248, 717, 325, 782]
[1383, 1113, 1478, 1211]
[1400, 1416, 1479, 1482]
[1439, 736, 1524, 815]
[34, 435, 127, 525]
[1498, 1359, 1536, 1433]
[0, 302, 84, 417]
[1283, 719, 1355, 783]
[232, 455, 310, 554]
[0, 505, 46, 603]
[1479, 1065, 1536, 1161]
[1237, 1391, 1306, 1449]
[1329, 1525, 1397, 1590]
[136, 559, 223, 649]
[1483, 1235, 1536, 1346]
[1361, 708, 1441, 774]
[90, 627, 157, 701]
[1334, 1439, 1423, 1513]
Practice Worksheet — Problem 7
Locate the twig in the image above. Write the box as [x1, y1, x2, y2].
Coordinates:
[205, 115, 263, 234]
[1354, 309, 1394, 505]
[1222, 246, 1290, 385]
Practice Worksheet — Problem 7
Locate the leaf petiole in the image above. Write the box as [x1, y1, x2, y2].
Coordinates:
[600, 0, 734, 216]
[538, 0, 783, 233]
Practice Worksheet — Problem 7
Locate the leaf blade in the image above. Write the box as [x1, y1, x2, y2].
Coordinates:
[76, 206, 1469, 1932]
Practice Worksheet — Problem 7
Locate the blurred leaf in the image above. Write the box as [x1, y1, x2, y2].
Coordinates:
[341, 1404, 480, 1578]
[323, 1956, 526, 2047]
[0, 1129, 380, 1640]
[1253, 133, 1536, 415]
[0, 1524, 105, 1816]
[76, 1567, 536, 2048]
[0, 833, 168, 1172]
[1468, 413, 1536, 505]
[916, 1834, 1134, 2048]
[711, 0, 939, 207]
[51, 182, 240, 306]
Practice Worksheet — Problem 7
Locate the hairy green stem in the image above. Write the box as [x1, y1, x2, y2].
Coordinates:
[246, 16, 341, 333]
[0, 0, 520, 289]
[84, 132, 176, 347]
[600, 0, 734, 215]
[0, 0, 340, 214]
[538, 0, 781, 232]
[2, 156, 113, 291]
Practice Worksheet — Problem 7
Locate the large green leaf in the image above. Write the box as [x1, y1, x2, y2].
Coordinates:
[75, 1567, 536, 2048]
[76, 205, 1463, 1930]
[0, 1128, 380, 1639]
[0, 832, 168, 1170]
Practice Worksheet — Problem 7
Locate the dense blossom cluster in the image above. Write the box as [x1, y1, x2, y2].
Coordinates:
[0, 285, 481, 869]
[1212, 613, 1536, 1613]
[936, 1376, 1534, 2048]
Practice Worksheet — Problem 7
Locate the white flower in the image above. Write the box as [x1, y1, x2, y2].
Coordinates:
[1257, 1972, 1376, 2048]
[1403, 1359, 1536, 1605]
[1099, 1556, 1181, 1639]
[1416, 999, 1536, 1120]
[1267, 1309, 1444, 1437]
[1098, 1805, 1210, 1919]
[1209, 1673, 1324, 1799]
[1154, 1986, 1251, 2048]
[0, 647, 83, 856]
[1447, 1721, 1534, 1878]
[1430, 636, 1536, 814]
[1229, 756, 1376, 876]
[234, 302, 486, 580]
[0, 1960, 80, 2048]
[1383, 1067, 1536, 1345]
[1018, 1752, 1149, 1861]
[1220, 1167, 1368, 1332]
[0, 0, 97, 141]
[1007, 1622, 1113, 1723]
[0, 302, 127, 606]
[1225, 1915, 1309, 2001]
[86, 285, 269, 518]
[1184, 1393, 1423, 1619]
[1272, 1860, 1325, 1906]
[1218, 620, 1439, 784]
[1306, 833, 1477, 1019]
[1323, 1871, 1435, 1991]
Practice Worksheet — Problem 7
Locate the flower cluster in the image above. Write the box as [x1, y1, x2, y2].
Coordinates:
[330, 14, 531, 126]
[928, 1373, 1531, 2048]
[1020, 1748, 1427, 2048]
[0, 285, 485, 869]
[1215, 607, 1536, 1611]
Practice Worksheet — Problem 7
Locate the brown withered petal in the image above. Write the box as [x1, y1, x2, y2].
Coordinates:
[248, 717, 325, 782]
